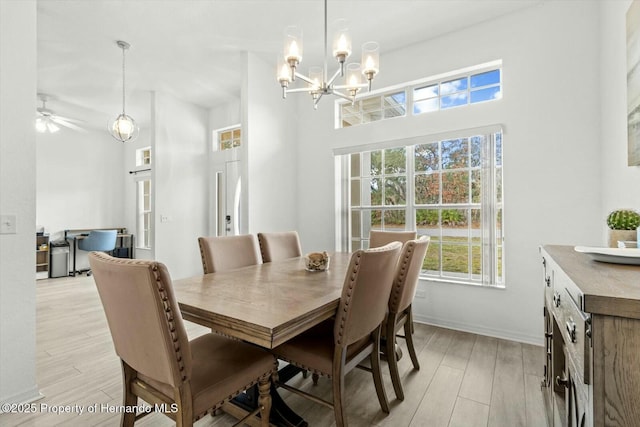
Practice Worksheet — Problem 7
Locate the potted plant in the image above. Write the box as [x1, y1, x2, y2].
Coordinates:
[606, 209, 640, 247]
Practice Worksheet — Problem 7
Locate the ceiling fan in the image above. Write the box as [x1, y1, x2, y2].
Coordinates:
[36, 94, 84, 133]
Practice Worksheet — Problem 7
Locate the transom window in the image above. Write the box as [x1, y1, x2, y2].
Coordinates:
[345, 129, 503, 287]
[341, 92, 406, 128]
[136, 147, 151, 166]
[338, 63, 502, 129]
[217, 126, 241, 151]
[413, 69, 501, 114]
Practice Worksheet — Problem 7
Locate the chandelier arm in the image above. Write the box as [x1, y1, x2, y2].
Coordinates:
[294, 71, 317, 86]
[314, 92, 324, 109]
[286, 87, 317, 94]
[332, 90, 355, 103]
[333, 83, 368, 90]
[326, 67, 343, 88]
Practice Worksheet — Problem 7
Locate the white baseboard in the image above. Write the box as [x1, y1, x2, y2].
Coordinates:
[413, 313, 543, 346]
[0, 387, 44, 413]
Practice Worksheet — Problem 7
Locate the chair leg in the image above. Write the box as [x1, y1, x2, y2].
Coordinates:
[332, 348, 348, 427]
[386, 315, 405, 401]
[175, 384, 194, 427]
[258, 375, 272, 427]
[405, 308, 420, 370]
[121, 361, 137, 427]
[371, 327, 390, 413]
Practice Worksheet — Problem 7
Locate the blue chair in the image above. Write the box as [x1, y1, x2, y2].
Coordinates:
[78, 230, 117, 275]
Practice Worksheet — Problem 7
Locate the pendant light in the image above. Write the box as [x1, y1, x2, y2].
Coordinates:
[108, 40, 139, 142]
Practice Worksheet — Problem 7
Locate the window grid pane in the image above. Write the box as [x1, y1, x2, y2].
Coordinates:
[349, 131, 503, 286]
[137, 179, 152, 250]
[338, 67, 501, 127]
[218, 127, 241, 151]
[350, 148, 409, 249]
[339, 92, 406, 128]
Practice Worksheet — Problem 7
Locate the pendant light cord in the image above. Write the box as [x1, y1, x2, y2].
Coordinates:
[323, 0, 328, 83]
[121, 45, 126, 115]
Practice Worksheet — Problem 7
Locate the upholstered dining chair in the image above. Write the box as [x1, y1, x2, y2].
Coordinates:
[77, 229, 117, 275]
[272, 242, 402, 427]
[257, 231, 302, 263]
[384, 235, 430, 401]
[369, 230, 417, 248]
[88, 252, 276, 427]
[197, 234, 261, 274]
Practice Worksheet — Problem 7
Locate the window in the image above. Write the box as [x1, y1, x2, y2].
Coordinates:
[217, 126, 241, 151]
[340, 91, 406, 128]
[414, 69, 501, 114]
[137, 179, 152, 249]
[136, 147, 151, 166]
[345, 129, 503, 287]
[337, 64, 501, 128]
[134, 147, 152, 249]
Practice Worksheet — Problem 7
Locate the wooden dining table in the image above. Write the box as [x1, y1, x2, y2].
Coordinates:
[174, 252, 352, 348]
[173, 252, 353, 427]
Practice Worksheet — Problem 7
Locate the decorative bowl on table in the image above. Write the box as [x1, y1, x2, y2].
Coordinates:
[304, 251, 330, 272]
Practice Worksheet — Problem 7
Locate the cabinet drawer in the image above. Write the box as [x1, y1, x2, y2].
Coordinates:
[555, 268, 591, 385]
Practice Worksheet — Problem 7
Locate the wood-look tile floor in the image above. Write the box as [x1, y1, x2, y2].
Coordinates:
[0, 275, 548, 427]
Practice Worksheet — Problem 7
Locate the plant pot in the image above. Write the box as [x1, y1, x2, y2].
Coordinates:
[607, 229, 637, 248]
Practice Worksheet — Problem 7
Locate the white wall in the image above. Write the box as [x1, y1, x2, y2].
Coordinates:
[35, 126, 126, 269]
[600, 1, 640, 226]
[296, 1, 604, 344]
[153, 92, 209, 279]
[210, 98, 241, 131]
[0, 0, 39, 405]
[244, 52, 298, 234]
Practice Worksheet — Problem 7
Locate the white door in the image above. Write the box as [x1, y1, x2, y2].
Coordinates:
[215, 160, 241, 236]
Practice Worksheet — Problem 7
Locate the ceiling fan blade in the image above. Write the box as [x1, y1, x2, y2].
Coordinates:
[51, 116, 86, 132]
[52, 114, 83, 124]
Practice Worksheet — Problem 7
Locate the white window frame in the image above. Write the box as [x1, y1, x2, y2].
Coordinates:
[337, 60, 502, 129]
[337, 125, 504, 288]
[136, 177, 152, 250]
[215, 124, 241, 151]
[133, 146, 153, 250]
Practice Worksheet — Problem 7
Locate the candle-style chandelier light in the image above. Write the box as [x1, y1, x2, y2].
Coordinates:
[277, 0, 380, 109]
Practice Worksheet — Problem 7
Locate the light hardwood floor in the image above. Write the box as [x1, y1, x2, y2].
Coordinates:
[0, 275, 548, 427]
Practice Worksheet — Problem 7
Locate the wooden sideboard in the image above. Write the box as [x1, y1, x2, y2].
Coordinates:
[540, 245, 640, 427]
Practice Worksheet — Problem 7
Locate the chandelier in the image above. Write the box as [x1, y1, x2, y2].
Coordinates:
[278, 0, 379, 109]
[108, 40, 139, 142]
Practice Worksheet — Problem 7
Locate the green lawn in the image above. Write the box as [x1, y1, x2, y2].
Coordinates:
[423, 236, 502, 276]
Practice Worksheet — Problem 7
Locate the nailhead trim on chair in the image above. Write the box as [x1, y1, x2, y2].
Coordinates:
[198, 240, 211, 274]
[193, 367, 278, 421]
[151, 263, 188, 382]
[274, 357, 330, 379]
[335, 252, 362, 347]
[389, 241, 415, 313]
[257, 236, 267, 263]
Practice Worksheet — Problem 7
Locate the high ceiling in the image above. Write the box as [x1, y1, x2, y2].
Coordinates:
[37, 0, 540, 130]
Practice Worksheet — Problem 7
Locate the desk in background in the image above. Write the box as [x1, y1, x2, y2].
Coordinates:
[65, 228, 135, 276]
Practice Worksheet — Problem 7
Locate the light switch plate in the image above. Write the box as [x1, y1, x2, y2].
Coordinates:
[0, 215, 17, 234]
